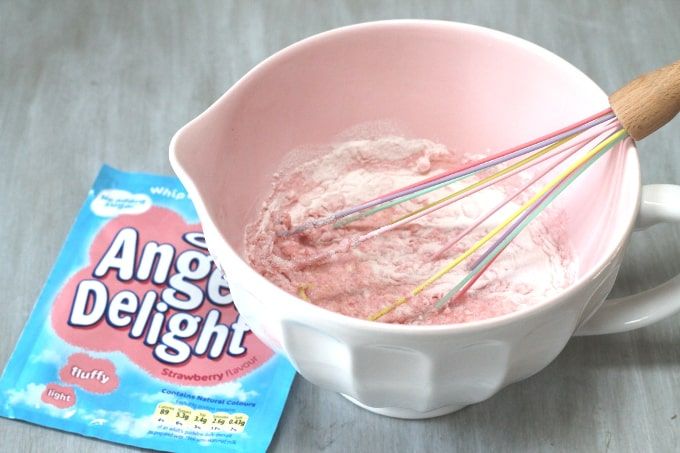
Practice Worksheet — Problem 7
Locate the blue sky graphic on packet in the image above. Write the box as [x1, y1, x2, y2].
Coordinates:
[0, 165, 296, 452]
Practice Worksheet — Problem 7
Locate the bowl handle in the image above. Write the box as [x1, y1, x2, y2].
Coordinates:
[575, 184, 680, 335]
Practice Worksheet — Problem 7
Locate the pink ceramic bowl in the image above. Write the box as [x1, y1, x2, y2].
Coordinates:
[170, 21, 680, 418]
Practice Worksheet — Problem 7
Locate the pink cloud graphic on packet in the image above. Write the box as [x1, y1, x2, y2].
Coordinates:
[41, 383, 76, 409]
[59, 353, 119, 394]
[51, 207, 273, 386]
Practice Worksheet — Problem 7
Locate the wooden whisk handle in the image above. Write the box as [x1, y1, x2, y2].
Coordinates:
[609, 59, 680, 140]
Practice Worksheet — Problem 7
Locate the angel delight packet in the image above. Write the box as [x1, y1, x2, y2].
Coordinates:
[0, 165, 296, 452]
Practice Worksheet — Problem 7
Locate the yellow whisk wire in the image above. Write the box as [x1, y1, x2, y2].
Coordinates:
[368, 128, 627, 321]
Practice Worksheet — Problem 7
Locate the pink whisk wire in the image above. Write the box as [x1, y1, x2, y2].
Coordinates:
[284, 108, 615, 236]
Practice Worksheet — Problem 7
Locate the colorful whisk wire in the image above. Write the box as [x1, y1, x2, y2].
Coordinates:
[278, 58, 680, 322]
[371, 127, 627, 321]
[365, 127, 627, 321]
[289, 108, 628, 321]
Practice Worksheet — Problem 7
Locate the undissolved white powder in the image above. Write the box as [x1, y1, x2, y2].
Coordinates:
[245, 136, 577, 325]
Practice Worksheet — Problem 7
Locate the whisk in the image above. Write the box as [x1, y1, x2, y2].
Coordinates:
[281, 59, 680, 322]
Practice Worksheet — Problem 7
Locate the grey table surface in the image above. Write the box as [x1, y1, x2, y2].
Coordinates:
[1, 1, 680, 452]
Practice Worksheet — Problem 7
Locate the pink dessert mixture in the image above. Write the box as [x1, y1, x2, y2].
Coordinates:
[244, 136, 577, 325]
